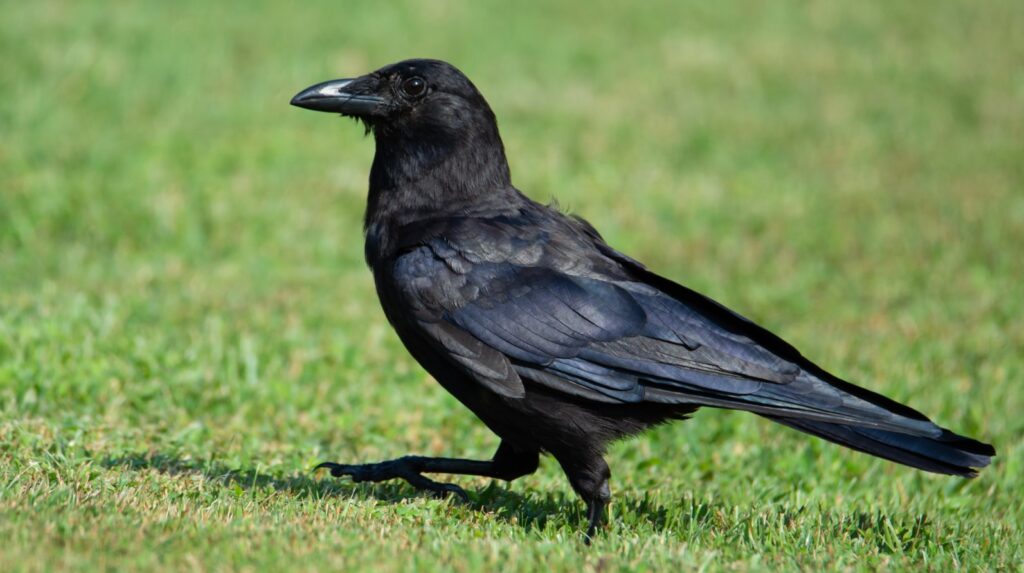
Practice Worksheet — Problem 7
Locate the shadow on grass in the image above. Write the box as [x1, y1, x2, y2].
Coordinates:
[100, 451, 941, 550]
[100, 451, 587, 533]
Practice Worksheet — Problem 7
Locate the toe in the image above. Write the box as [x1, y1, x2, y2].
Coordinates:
[441, 483, 470, 503]
[313, 462, 352, 478]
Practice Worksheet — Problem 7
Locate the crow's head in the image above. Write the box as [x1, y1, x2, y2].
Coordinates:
[292, 59, 513, 213]
[291, 59, 497, 141]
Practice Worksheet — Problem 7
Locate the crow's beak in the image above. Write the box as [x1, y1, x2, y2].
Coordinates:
[290, 78, 387, 115]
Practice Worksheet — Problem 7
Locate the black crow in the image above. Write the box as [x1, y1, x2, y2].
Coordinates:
[290, 59, 994, 541]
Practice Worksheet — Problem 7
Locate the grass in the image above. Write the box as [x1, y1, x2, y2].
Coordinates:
[1, 0, 1022, 570]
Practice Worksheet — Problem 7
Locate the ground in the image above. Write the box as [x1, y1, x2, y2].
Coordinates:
[1, 1, 1022, 571]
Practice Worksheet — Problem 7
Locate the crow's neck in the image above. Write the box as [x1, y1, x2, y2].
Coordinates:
[364, 122, 524, 263]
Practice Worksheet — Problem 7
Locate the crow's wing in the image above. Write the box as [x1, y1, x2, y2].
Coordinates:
[390, 214, 941, 436]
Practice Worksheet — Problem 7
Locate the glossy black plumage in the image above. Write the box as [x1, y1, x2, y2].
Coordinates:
[291, 59, 994, 541]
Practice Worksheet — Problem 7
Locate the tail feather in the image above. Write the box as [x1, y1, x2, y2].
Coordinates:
[767, 416, 995, 477]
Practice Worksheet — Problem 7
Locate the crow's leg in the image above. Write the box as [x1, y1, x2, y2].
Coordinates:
[554, 451, 612, 544]
[316, 440, 539, 501]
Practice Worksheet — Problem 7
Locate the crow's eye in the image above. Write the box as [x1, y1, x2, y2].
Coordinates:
[402, 77, 427, 97]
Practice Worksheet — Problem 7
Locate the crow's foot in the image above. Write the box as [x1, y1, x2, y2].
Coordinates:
[314, 458, 470, 502]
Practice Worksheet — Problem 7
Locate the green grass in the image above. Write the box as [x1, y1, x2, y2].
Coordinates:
[2, 0, 1022, 570]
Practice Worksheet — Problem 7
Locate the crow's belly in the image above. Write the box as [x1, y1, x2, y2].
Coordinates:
[388, 315, 693, 456]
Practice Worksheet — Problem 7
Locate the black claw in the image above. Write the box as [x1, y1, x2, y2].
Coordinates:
[313, 461, 351, 478]
[314, 460, 470, 501]
[584, 519, 600, 545]
[583, 498, 605, 545]
[415, 476, 469, 501]
[441, 484, 470, 502]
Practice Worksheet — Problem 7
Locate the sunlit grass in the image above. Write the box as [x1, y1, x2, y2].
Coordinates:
[1, 0, 1022, 570]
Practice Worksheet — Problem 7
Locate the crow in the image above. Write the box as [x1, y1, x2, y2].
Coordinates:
[290, 59, 994, 541]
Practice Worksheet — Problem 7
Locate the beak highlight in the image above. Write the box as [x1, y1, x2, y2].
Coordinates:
[290, 78, 386, 115]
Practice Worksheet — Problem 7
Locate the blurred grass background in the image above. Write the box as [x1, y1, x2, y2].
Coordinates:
[1, 0, 1022, 570]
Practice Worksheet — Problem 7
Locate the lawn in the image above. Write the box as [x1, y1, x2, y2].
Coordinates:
[1, 0, 1022, 570]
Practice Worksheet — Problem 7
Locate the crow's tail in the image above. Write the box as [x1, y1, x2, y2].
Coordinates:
[764, 416, 994, 477]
